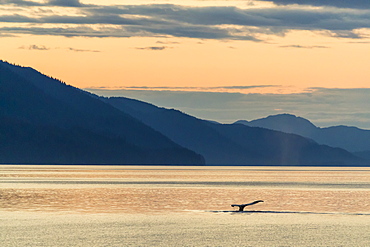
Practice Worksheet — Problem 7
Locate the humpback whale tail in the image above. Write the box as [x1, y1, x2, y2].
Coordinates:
[231, 200, 264, 211]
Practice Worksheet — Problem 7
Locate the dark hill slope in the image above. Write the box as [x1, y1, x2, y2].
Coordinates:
[209, 123, 361, 166]
[0, 117, 147, 164]
[104, 97, 252, 165]
[0, 60, 204, 164]
[104, 97, 366, 166]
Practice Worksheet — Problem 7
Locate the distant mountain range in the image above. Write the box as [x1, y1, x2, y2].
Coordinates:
[0, 60, 368, 166]
[235, 114, 370, 158]
[102, 98, 365, 166]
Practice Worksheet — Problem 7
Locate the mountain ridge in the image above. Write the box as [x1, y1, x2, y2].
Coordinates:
[0, 60, 204, 165]
[1, 59, 368, 166]
[236, 114, 370, 153]
[103, 97, 366, 166]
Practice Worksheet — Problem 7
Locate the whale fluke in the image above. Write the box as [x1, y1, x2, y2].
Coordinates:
[231, 200, 264, 211]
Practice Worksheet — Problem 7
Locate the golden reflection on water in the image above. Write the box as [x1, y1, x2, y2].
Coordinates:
[2, 165, 370, 183]
[1, 187, 370, 214]
[1, 165, 370, 214]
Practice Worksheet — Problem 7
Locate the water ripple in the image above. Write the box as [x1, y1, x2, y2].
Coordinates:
[209, 210, 370, 216]
[2, 179, 370, 189]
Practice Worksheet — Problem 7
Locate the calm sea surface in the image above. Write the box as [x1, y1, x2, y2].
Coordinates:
[1, 165, 370, 246]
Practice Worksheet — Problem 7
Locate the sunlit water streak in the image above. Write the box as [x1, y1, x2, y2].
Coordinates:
[1, 165, 370, 246]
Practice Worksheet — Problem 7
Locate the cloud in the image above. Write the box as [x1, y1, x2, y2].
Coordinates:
[1, 3, 370, 40]
[0, 14, 38, 23]
[323, 30, 366, 39]
[19, 44, 50, 50]
[17, 44, 99, 52]
[279, 45, 329, 49]
[259, 0, 370, 9]
[0, 32, 14, 37]
[68, 47, 100, 52]
[86, 87, 370, 129]
[48, 0, 84, 7]
[0, 0, 85, 7]
[94, 4, 370, 32]
[89, 85, 310, 94]
[156, 40, 180, 44]
[135, 46, 171, 51]
[0, 26, 133, 38]
[0, 0, 43, 6]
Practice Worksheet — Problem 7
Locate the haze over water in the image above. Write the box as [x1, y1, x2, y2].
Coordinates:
[1, 165, 370, 246]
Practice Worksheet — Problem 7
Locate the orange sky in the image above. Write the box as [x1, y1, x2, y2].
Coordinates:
[1, 0, 370, 93]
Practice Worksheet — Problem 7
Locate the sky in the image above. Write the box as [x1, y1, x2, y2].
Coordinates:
[1, 0, 370, 128]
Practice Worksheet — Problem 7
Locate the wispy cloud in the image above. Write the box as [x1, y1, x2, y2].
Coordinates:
[259, 0, 370, 9]
[89, 85, 313, 94]
[19, 44, 50, 50]
[135, 46, 170, 51]
[17, 44, 100, 52]
[156, 41, 180, 44]
[279, 45, 329, 49]
[67, 47, 100, 52]
[0, 0, 43, 7]
[48, 0, 84, 7]
[0, 0, 87, 7]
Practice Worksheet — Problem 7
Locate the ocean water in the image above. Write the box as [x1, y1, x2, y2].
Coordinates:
[1, 165, 370, 246]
